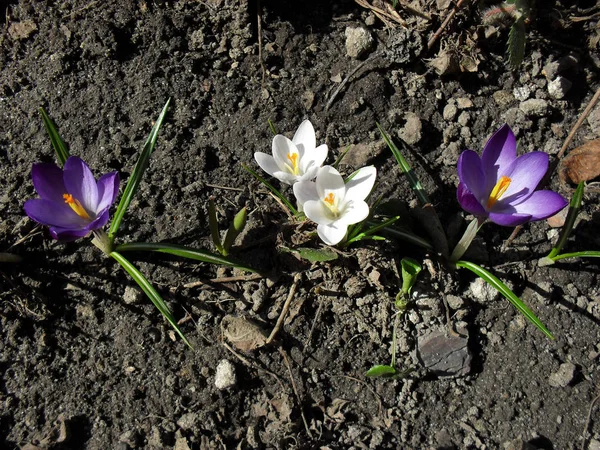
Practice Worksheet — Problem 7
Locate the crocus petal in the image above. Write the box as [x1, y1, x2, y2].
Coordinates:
[63, 156, 99, 213]
[506, 190, 568, 221]
[24, 199, 88, 228]
[487, 212, 532, 227]
[272, 135, 297, 173]
[315, 166, 345, 204]
[493, 152, 548, 207]
[457, 151, 486, 203]
[272, 171, 299, 185]
[317, 223, 348, 246]
[254, 152, 281, 178]
[300, 143, 328, 174]
[481, 124, 517, 185]
[31, 163, 67, 203]
[86, 209, 111, 231]
[337, 200, 370, 226]
[96, 172, 119, 213]
[345, 166, 376, 202]
[49, 227, 92, 241]
[293, 181, 319, 208]
[456, 183, 487, 217]
[303, 200, 337, 225]
[292, 119, 316, 155]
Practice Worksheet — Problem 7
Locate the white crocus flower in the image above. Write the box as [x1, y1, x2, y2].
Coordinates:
[254, 119, 328, 185]
[293, 165, 376, 245]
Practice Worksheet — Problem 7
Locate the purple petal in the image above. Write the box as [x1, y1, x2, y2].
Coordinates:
[24, 199, 88, 228]
[509, 190, 568, 221]
[96, 172, 120, 213]
[86, 209, 110, 231]
[457, 183, 487, 217]
[481, 125, 517, 191]
[493, 152, 548, 207]
[63, 156, 99, 213]
[487, 212, 532, 227]
[457, 150, 486, 203]
[49, 227, 92, 241]
[31, 163, 66, 203]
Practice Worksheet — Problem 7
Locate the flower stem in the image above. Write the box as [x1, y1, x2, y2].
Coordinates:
[91, 230, 114, 255]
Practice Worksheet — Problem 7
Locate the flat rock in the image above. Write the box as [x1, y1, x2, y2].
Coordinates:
[417, 329, 471, 377]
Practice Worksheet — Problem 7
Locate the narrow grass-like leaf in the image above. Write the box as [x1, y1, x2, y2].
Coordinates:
[208, 198, 225, 255]
[268, 119, 278, 136]
[377, 122, 430, 205]
[333, 146, 351, 169]
[282, 246, 338, 262]
[39, 107, 70, 165]
[110, 250, 192, 348]
[116, 242, 259, 274]
[109, 99, 171, 240]
[547, 182, 584, 259]
[368, 221, 433, 250]
[456, 260, 553, 339]
[345, 216, 400, 245]
[547, 251, 600, 263]
[242, 164, 299, 216]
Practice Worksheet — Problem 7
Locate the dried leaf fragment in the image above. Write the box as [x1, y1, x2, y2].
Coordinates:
[221, 315, 268, 352]
[559, 138, 600, 184]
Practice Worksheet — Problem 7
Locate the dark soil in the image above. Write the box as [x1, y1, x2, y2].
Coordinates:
[2, 1, 600, 449]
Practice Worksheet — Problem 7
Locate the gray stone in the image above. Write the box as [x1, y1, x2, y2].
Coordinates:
[123, 285, 142, 305]
[493, 90, 514, 107]
[215, 359, 237, 390]
[548, 76, 572, 99]
[503, 439, 538, 450]
[443, 103, 458, 121]
[549, 362, 577, 387]
[398, 113, 422, 145]
[519, 99, 550, 117]
[587, 104, 600, 137]
[513, 86, 531, 101]
[417, 329, 471, 377]
[457, 111, 470, 126]
[446, 295, 464, 309]
[588, 439, 600, 450]
[345, 27, 373, 59]
[456, 97, 473, 109]
[177, 412, 199, 430]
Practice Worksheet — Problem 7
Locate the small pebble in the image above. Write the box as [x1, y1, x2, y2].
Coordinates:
[548, 362, 577, 387]
[345, 26, 373, 59]
[215, 359, 237, 390]
[519, 99, 549, 117]
[548, 76, 572, 99]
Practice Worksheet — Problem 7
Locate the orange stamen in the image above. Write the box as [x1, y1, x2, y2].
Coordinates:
[324, 193, 335, 206]
[487, 176, 511, 209]
[286, 152, 299, 175]
[63, 193, 91, 220]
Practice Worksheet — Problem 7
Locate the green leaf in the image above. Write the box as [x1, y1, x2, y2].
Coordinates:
[546, 251, 600, 263]
[39, 107, 70, 166]
[116, 241, 259, 274]
[110, 251, 192, 348]
[400, 257, 422, 296]
[268, 119, 278, 136]
[507, 16, 526, 69]
[456, 260, 553, 339]
[242, 164, 299, 216]
[282, 246, 338, 262]
[377, 122, 429, 206]
[332, 146, 351, 169]
[365, 365, 397, 378]
[109, 99, 171, 240]
[370, 222, 433, 250]
[345, 216, 400, 246]
[547, 181, 584, 259]
[222, 207, 247, 254]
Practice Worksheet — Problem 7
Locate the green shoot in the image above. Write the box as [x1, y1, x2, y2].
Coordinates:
[268, 119, 278, 136]
[110, 250, 192, 348]
[455, 260, 553, 339]
[39, 107, 70, 166]
[115, 242, 259, 274]
[109, 99, 171, 241]
[222, 207, 247, 256]
[242, 164, 299, 217]
[332, 145, 351, 169]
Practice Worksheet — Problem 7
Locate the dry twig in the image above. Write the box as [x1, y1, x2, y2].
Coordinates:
[427, 0, 468, 50]
[266, 273, 302, 344]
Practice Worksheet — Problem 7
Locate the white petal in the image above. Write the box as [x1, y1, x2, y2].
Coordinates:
[272, 135, 297, 173]
[300, 144, 328, 173]
[254, 153, 280, 177]
[316, 166, 345, 203]
[293, 181, 319, 207]
[299, 166, 319, 182]
[272, 171, 299, 185]
[292, 120, 316, 155]
[337, 200, 370, 226]
[345, 166, 376, 202]
[303, 200, 336, 225]
[317, 223, 348, 245]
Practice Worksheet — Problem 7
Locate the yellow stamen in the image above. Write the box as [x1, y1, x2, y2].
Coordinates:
[286, 152, 300, 175]
[487, 176, 511, 208]
[63, 194, 91, 220]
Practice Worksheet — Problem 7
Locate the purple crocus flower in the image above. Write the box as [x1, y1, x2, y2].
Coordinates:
[457, 124, 567, 227]
[24, 156, 119, 241]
